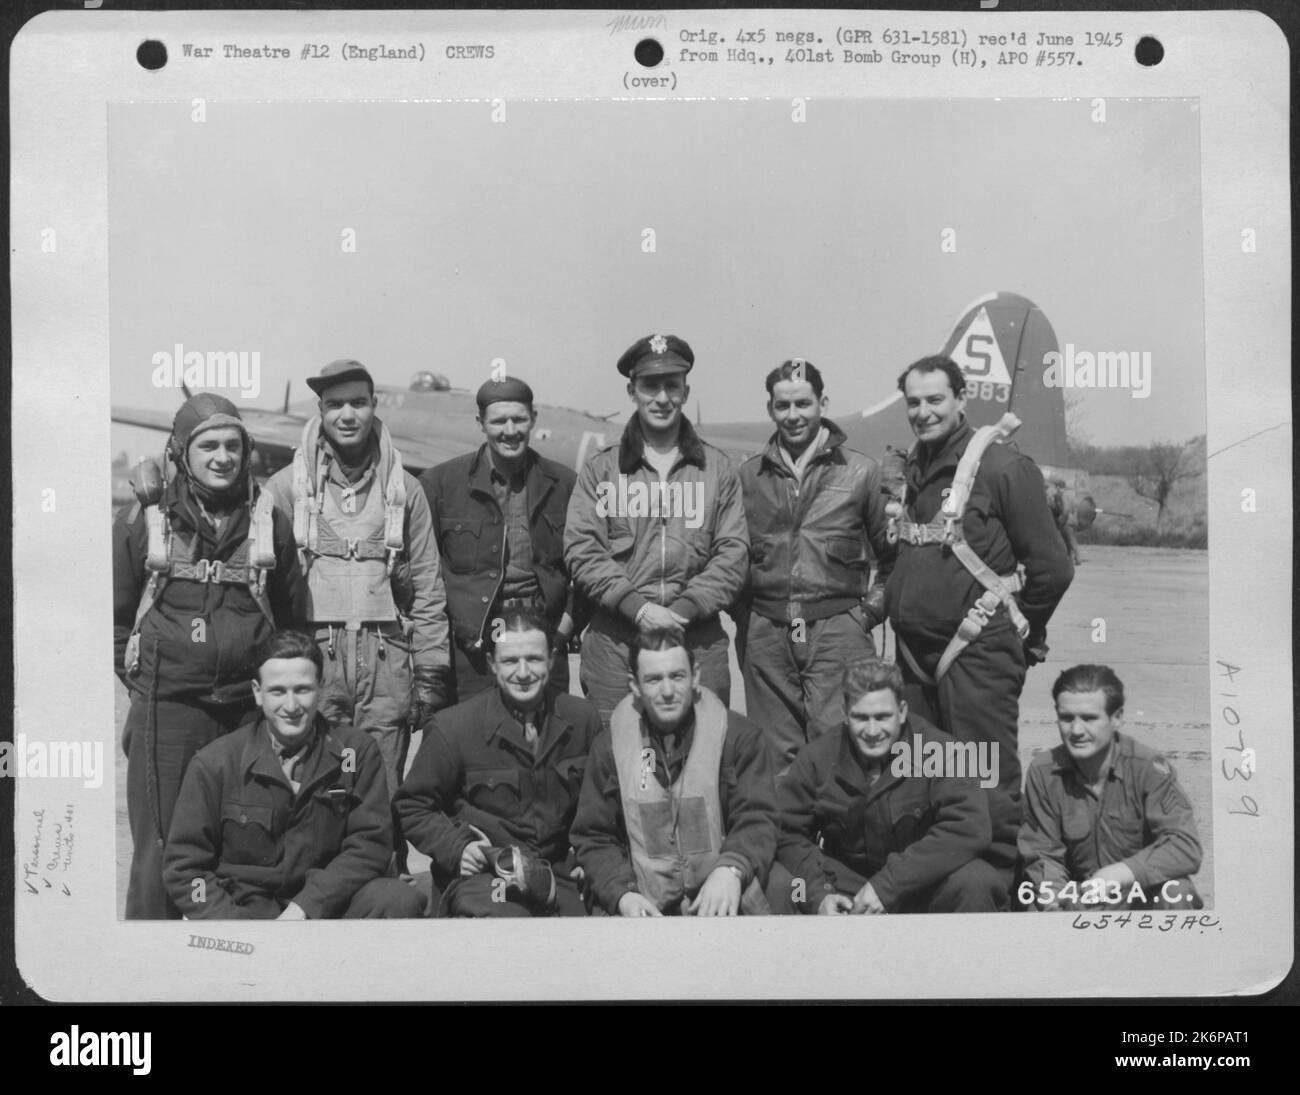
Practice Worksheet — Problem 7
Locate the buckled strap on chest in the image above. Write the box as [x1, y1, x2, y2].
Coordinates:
[125, 495, 276, 676]
[312, 523, 390, 560]
[168, 557, 254, 583]
[895, 518, 950, 547]
[292, 417, 407, 576]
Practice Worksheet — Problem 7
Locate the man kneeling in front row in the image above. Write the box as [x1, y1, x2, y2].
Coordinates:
[1018, 663, 1203, 911]
[572, 627, 777, 916]
[768, 658, 1007, 914]
[394, 605, 601, 917]
[164, 630, 424, 919]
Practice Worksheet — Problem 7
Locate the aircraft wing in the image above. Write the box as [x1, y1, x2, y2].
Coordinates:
[113, 404, 471, 476]
[110, 406, 179, 436]
[694, 423, 774, 464]
[378, 433, 473, 475]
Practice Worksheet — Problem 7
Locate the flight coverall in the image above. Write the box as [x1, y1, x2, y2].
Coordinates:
[420, 445, 580, 703]
[393, 686, 601, 916]
[113, 477, 305, 919]
[571, 695, 778, 915]
[737, 420, 895, 769]
[163, 715, 424, 919]
[769, 715, 1005, 913]
[1018, 732, 1203, 909]
[564, 417, 749, 725]
[265, 430, 451, 801]
[884, 418, 1074, 873]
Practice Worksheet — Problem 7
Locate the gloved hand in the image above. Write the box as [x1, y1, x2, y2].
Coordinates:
[414, 667, 452, 723]
[410, 699, 440, 735]
[1024, 633, 1050, 666]
[860, 589, 887, 632]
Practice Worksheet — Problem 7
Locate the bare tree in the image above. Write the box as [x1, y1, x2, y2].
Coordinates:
[1129, 439, 1202, 533]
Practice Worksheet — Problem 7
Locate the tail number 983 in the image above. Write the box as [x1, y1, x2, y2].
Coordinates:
[965, 380, 1010, 402]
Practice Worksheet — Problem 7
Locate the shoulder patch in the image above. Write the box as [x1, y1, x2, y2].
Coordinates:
[1151, 756, 1171, 777]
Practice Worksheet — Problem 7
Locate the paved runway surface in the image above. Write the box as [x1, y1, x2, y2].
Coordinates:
[114, 544, 1212, 915]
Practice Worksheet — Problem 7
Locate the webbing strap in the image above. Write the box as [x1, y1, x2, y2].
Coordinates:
[292, 416, 407, 575]
[126, 499, 276, 675]
[945, 413, 1021, 520]
[895, 519, 949, 547]
[143, 505, 170, 572]
[890, 413, 1030, 682]
[249, 490, 278, 572]
[124, 570, 161, 676]
[950, 542, 1030, 639]
[312, 525, 390, 560]
[170, 558, 255, 583]
[898, 570, 1025, 686]
[377, 422, 407, 574]
[290, 417, 321, 566]
[895, 633, 935, 687]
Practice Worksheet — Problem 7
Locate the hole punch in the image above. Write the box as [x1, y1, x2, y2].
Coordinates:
[1134, 36, 1163, 67]
[137, 40, 168, 71]
[634, 38, 664, 68]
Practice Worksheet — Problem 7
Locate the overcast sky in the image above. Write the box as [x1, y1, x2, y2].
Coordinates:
[110, 96, 1204, 457]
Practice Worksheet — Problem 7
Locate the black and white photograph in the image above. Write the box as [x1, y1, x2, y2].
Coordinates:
[8, 6, 1292, 1008]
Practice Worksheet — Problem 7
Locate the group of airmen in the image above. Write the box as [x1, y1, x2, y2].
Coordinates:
[113, 335, 1203, 921]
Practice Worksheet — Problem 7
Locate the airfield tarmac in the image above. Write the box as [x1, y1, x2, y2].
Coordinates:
[113, 544, 1213, 915]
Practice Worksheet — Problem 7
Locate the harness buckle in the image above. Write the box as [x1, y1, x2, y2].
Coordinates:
[345, 537, 360, 559]
[192, 559, 213, 582]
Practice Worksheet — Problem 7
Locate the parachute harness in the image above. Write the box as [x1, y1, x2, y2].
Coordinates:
[887, 413, 1031, 685]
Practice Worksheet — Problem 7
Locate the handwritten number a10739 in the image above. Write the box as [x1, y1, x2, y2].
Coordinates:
[1221, 755, 1251, 781]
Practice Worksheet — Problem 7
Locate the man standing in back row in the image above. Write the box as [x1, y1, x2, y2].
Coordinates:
[420, 377, 580, 704]
[564, 334, 749, 725]
[737, 359, 895, 772]
[885, 355, 1073, 881]
[264, 359, 451, 807]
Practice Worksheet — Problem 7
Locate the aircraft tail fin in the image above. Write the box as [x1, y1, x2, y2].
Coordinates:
[940, 291, 1072, 473]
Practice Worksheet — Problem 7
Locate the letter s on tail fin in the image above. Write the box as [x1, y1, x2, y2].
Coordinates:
[941, 291, 1075, 479]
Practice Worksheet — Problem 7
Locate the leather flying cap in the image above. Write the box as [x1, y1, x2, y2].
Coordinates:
[616, 334, 694, 379]
[306, 358, 376, 396]
[170, 392, 247, 451]
[475, 376, 536, 412]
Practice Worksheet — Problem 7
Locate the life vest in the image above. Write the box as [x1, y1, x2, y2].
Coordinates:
[610, 687, 727, 913]
[290, 417, 407, 629]
[885, 413, 1031, 684]
[123, 455, 276, 677]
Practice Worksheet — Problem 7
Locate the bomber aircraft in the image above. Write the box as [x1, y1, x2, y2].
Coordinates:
[111, 291, 1098, 529]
